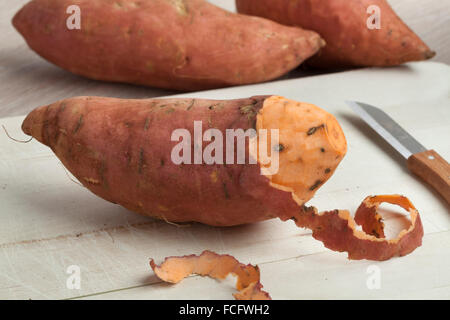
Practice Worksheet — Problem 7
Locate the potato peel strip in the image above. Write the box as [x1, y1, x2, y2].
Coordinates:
[289, 195, 424, 261]
[150, 250, 271, 300]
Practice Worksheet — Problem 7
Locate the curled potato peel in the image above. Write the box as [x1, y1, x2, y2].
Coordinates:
[150, 250, 271, 300]
[288, 195, 424, 261]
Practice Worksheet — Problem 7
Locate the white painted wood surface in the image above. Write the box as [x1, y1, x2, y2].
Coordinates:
[1, 61, 449, 300]
[0, 0, 449, 118]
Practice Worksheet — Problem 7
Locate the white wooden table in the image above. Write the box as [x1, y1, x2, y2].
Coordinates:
[1, 61, 449, 300]
[1, 1, 449, 300]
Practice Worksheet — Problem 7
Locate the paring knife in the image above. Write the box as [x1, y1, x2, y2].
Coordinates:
[346, 100, 450, 204]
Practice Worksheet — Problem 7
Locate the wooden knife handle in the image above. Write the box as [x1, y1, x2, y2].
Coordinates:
[407, 150, 450, 204]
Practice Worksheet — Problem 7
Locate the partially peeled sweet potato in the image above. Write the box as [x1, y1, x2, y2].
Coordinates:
[22, 95, 346, 226]
[13, 0, 324, 91]
[236, 0, 435, 68]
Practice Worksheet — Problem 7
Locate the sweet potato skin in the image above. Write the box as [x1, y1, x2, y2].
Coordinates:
[236, 0, 435, 68]
[13, 0, 324, 91]
[22, 96, 301, 226]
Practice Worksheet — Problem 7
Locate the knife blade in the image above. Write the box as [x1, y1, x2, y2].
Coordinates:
[346, 100, 450, 204]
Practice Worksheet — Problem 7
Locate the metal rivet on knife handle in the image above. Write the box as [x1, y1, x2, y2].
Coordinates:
[406, 150, 450, 204]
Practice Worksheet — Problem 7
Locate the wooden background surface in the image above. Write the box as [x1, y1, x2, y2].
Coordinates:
[0, 0, 449, 118]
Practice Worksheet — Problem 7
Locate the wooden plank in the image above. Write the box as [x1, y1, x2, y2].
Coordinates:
[78, 231, 450, 300]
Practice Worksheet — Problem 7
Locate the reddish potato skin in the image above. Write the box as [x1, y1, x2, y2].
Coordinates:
[22, 96, 301, 226]
[236, 0, 435, 68]
[13, 0, 324, 91]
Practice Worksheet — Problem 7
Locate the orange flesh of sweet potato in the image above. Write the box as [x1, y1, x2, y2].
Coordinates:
[150, 250, 271, 300]
[236, 0, 435, 68]
[13, 0, 324, 91]
[255, 96, 346, 204]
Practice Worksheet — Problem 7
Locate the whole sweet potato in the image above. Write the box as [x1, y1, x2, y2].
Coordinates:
[13, 0, 324, 91]
[236, 0, 435, 68]
[22, 95, 347, 226]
